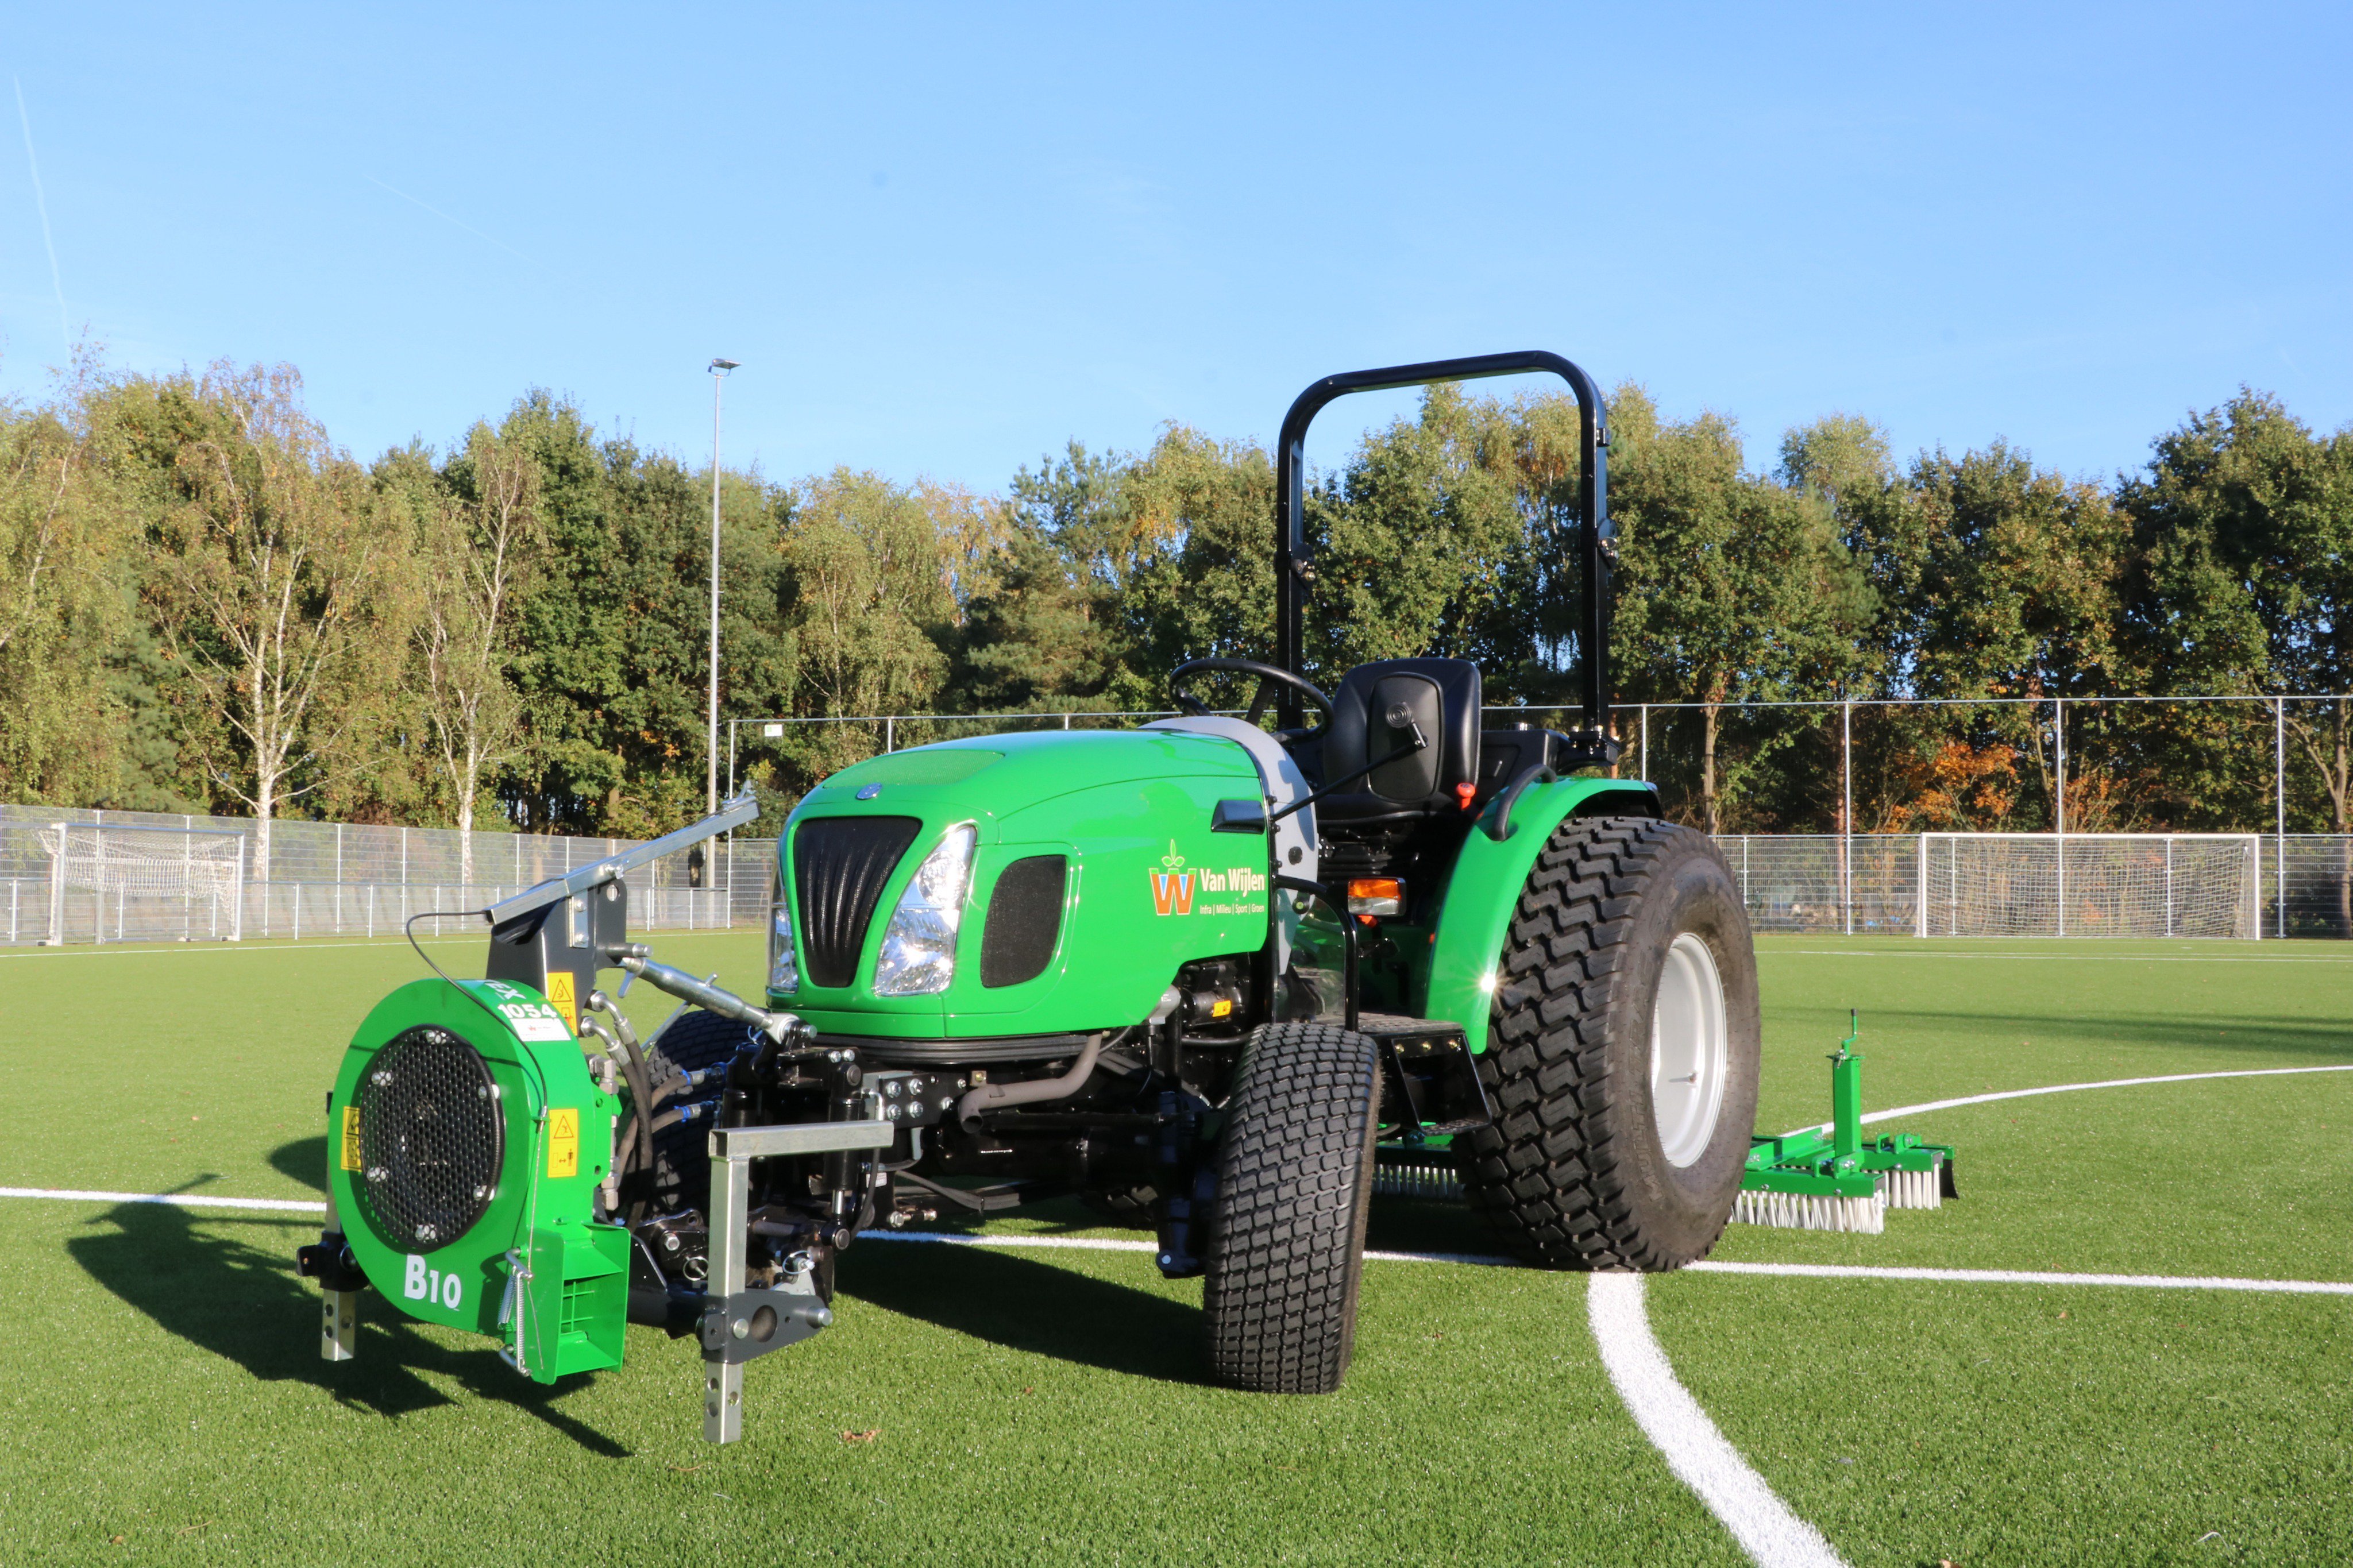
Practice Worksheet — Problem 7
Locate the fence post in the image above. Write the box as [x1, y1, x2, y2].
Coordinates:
[2276, 696, 2287, 937]
[885, 717, 895, 754]
[1915, 835, 1927, 939]
[1842, 700, 1853, 937]
[294, 883, 302, 943]
[1638, 706, 1648, 782]
[2054, 696, 2067, 939]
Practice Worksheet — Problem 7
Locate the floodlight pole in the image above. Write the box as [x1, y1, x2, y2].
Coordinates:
[707, 358, 741, 815]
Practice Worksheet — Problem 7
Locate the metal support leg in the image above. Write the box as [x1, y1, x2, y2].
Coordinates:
[323, 1291, 358, 1360]
[704, 1151, 751, 1443]
[320, 1184, 356, 1361]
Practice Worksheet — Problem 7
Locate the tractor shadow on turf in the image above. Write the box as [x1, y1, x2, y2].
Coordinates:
[67, 1187, 631, 1458]
[269, 1136, 326, 1192]
[838, 1237, 1204, 1384]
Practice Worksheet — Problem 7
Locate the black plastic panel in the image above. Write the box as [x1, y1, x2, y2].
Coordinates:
[794, 816, 922, 987]
[980, 854, 1066, 988]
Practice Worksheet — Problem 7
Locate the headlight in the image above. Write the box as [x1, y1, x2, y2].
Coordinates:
[767, 870, 799, 993]
[873, 824, 975, 997]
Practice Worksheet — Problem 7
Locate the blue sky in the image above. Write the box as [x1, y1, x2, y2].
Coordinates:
[2, 4, 2346, 491]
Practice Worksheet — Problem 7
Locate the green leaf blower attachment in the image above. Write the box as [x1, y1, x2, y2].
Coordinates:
[1732, 1011, 1958, 1233]
[314, 977, 632, 1380]
[295, 793, 893, 1444]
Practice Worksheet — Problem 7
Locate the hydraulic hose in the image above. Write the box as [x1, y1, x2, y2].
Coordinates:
[583, 991, 659, 1218]
[955, 1033, 1107, 1129]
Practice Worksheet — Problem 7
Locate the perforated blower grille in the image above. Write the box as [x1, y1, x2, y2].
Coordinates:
[353, 1025, 505, 1248]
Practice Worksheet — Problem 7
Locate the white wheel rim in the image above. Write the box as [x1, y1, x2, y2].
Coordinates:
[1650, 932, 1729, 1168]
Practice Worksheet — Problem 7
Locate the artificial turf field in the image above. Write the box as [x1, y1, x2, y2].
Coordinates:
[1, 932, 2347, 1566]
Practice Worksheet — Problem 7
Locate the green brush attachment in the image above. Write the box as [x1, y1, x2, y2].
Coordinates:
[1734, 1012, 1957, 1233]
[1373, 1137, 1464, 1199]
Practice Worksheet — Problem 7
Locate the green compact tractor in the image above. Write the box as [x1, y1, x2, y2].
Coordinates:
[298, 351, 1765, 1440]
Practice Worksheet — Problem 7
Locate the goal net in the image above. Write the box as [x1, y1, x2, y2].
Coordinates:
[36, 823, 246, 943]
[1916, 833, 2259, 939]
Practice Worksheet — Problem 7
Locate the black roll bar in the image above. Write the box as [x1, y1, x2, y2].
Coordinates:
[1270, 350, 1612, 748]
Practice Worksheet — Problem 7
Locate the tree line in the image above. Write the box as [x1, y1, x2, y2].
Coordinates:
[4, 350, 2349, 870]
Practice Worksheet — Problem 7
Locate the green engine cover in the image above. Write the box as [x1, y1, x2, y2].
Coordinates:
[326, 977, 628, 1383]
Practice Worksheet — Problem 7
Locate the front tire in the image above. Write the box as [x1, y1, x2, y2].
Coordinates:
[1456, 816, 1760, 1270]
[1202, 1022, 1381, 1394]
[642, 1009, 756, 1217]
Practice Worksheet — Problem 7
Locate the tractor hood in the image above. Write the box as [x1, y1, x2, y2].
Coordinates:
[768, 731, 1278, 1041]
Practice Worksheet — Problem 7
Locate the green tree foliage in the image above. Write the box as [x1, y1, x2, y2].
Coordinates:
[0, 353, 138, 805]
[5, 352, 2350, 848]
[1610, 388, 1874, 832]
[2123, 391, 2353, 831]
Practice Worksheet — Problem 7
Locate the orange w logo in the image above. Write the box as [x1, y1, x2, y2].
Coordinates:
[1150, 871, 1195, 916]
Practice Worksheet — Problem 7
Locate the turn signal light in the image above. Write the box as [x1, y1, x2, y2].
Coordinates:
[1346, 877, 1405, 917]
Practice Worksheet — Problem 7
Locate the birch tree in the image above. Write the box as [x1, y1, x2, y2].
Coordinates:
[418, 426, 541, 885]
[147, 364, 380, 880]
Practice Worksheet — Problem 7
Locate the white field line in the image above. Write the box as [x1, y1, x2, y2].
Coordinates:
[0, 1185, 325, 1213]
[1780, 1062, 2353, 1138]
[1772, 948, 2353, 963]
[0, 938, 483, 960]
[5, 1199, 2346, 1293]
[1588, 1273, 1847, 1568]
[847, 1231, 2353, 1292]
[1688, 1261, 2353, 1295]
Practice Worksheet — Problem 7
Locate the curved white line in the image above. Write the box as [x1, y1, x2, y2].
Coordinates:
[1588, 1273, 1846, 1568]
[1781, 1062, 2353, 1139]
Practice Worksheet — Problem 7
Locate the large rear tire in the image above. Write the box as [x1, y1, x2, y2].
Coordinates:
[1455, 816, 1760, 1270]
[1203, 1021, 1381, 1393]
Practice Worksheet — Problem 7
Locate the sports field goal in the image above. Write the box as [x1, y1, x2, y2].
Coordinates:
[34, 822, 248, 943]
[1915, 832, 2259, 939]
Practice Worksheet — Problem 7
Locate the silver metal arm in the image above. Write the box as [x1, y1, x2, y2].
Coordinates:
[484, 792, 761, 927]
[619, 955, 801, 1045]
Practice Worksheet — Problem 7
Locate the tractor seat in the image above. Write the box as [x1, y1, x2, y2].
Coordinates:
[1311, 658, 1482, 826]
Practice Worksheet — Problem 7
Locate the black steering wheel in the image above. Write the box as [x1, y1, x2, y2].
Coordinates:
[1169, 658, 1334, 735]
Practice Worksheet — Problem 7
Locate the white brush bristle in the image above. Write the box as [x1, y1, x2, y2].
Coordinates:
[1374, 1165, 1462, 1199]
[1730, 1189, 1886, 1234]
[1878, 1161, 1945, 1211]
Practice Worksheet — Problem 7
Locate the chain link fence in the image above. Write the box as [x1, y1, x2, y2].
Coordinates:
[1715, 832, 2353, 938]
[13, 777, 2353, 949]
[0, 803, 774, 947]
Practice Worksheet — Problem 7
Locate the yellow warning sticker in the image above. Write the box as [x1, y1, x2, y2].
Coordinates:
[340, 1104, 363, 1172]
[544, 970, 578, 1031]
[547, 1107, 580, 1180]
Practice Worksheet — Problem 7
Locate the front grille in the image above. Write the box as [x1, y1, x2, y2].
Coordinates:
[353, 1025, 503, 1250]
[981, 855, 1066, 987]
[794, 816, 921, 987]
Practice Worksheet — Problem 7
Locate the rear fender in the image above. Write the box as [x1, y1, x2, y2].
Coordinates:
[1424, 779, 1658, 1053]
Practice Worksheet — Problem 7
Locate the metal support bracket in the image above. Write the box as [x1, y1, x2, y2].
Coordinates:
[702, 1117, 895, 1443]
[322, 1291, 357, 1361]
[700, 1280, 832, 1365]
[318, 1163, 356, 1362]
